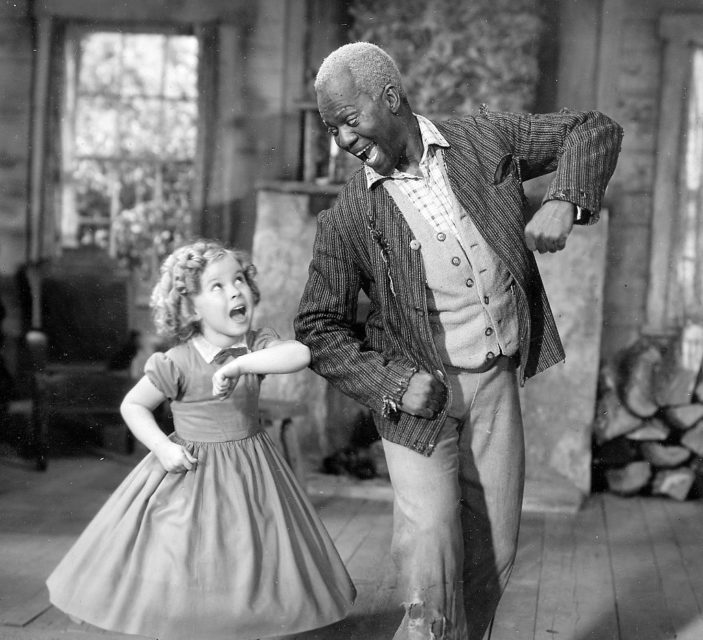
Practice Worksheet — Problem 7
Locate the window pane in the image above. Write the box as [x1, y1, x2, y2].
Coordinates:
[118, 97, 165, 156]
[116, 162, 158, 211]
[112, 162, 193, 270]
[162, 100, 198, 158]
[163, 162, 195, 206]
[120, 34, 167, 97]
[75, 96, 118, 156]
[79, 32, 121, 93]
[165, 36, 199, 99]
[72, 158, 112, 221]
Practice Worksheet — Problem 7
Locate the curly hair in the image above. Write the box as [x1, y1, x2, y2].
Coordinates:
[314, 41, 406, 100]
[150, 239, 260, 344]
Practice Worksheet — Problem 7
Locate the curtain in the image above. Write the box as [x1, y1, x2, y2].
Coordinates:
[28, 16, 65, 264]
[193, 22, 219, 239]
[675, 49, 703, 324]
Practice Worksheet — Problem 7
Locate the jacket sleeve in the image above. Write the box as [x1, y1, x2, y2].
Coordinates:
[481, 108, 623, 221]
[294, 208, 416, 417]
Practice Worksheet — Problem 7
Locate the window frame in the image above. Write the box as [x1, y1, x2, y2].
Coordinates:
[59, 25, 200, 253]
[27, 7, 234, 266]
[646, 13, 703, 333]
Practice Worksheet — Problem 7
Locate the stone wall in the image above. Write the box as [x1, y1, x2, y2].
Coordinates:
[251, 183, 340, 457]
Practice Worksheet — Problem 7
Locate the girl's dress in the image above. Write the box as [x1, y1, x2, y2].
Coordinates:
[46, 328, 356, 640]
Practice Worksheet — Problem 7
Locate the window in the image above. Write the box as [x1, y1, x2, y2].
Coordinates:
[60, 29, 199, 273]
[646, 14, 703, 333]
[675, 48, 703, 322]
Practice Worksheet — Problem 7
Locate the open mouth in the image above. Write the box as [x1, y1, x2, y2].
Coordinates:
[229, 305, 247, 320]
[356, 142, 378, 164]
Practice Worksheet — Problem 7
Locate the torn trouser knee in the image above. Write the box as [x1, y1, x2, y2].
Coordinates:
[398, 600, 450, 640]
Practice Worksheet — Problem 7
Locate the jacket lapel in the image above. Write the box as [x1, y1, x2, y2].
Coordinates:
[435, 120, 533, 291]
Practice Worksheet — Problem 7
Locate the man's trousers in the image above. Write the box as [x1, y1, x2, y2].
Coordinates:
[382, 355, 525, 640]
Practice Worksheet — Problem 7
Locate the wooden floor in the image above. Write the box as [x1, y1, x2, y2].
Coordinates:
[1, 443, 703, 640]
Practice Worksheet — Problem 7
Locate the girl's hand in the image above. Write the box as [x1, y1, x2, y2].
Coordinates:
[153, 440, 197, 473]
[212, 364, 241, 399]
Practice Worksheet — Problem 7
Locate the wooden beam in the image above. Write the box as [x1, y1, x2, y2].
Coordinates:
[28, 16, 52, 270]
[660, 13, 703, 46]
[555, 0, 601, 110]
[33, 0, 251, 24]
[596, 0, 625, 115]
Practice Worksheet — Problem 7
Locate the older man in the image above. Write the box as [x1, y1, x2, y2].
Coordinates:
[295, 42, 622, 640]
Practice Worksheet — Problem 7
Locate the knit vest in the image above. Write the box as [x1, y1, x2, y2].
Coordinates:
[383, 179, 519, 370]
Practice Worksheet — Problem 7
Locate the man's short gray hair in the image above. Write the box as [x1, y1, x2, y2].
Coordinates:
[315, 42, 406, 100]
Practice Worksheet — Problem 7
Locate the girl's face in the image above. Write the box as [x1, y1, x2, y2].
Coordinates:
[191, 253, 255, 347]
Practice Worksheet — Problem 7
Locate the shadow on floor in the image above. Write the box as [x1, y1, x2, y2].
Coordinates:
[293, 607, 401, 640]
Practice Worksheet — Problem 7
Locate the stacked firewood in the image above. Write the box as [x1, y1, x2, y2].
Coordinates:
[592, 325, 703, 501]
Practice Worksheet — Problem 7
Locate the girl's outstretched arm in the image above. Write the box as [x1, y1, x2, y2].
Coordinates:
[121, 376, 197, 472]
[212, 340, 311, 397]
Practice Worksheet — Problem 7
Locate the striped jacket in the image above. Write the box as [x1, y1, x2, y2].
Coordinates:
[294, 108, 623, 455]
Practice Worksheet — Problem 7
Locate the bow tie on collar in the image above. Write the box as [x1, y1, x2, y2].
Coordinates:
[212, 346, 248, 365]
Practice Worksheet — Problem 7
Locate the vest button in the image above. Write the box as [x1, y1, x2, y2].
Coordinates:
[484, 295, 489, 304]
[451, 256, 461, 266]
[485, 327, 494, 336]
[486, 351, 495, 360]
[466, 278, 474, 288]
[410, 239, 421, 250]
[437, 232, 446, 241]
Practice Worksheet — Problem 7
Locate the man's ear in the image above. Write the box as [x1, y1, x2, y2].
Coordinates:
[382, 83, 402, 114]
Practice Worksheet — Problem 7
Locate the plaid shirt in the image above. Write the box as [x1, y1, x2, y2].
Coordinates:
[364, 115, 461, 240]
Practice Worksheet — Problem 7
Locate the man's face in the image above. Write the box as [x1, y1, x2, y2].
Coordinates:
[317, 71, 405, 177]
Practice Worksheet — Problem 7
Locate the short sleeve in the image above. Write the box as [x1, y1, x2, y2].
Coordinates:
[249, 327, 281, 352]
[143, 352, 184, 401]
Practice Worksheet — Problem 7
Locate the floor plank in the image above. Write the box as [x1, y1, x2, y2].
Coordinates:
[0, 588, 51, 628]
[491, 513, 544, 639]
[603, 494, 676, 640]
[569, 497, 619, 640]
[641, 497, 702, 639]
[342, 500, 393, 583]
[531, 496, 619, 640]
[660, 498, 703, 639]
[534, 510, 576, 638]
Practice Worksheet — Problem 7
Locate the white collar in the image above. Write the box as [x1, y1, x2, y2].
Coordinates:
[192, 334, 248, 364]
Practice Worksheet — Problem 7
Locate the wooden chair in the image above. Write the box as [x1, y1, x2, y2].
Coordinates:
[19, 247, 138, 470]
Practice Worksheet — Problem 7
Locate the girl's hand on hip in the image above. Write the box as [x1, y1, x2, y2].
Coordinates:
[153, 440, 198, 473]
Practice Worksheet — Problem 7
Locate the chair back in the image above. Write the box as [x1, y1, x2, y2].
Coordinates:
[25, 247, 132, 366]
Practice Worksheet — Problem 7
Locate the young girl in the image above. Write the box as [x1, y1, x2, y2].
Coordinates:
[46, 239, 356, 640]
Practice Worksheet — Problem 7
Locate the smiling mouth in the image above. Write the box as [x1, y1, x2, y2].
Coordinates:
[355, 142, 378, 163]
